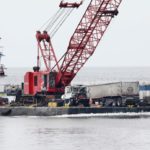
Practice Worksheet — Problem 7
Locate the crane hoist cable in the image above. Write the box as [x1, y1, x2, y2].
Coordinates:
[45, 8, 66, 31]
[50, 8, 74, 38]
[39, 8, 74, 37]
[39, 0, 84, 37]
[39, 9, 63, 30]
[48, 0, 85, 37]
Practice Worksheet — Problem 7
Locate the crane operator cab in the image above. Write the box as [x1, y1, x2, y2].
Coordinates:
[24, 67, 59, 96]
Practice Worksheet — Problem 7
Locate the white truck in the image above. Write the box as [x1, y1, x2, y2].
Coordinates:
[62, 85, 87, 100]
[62, 82, 139, 106]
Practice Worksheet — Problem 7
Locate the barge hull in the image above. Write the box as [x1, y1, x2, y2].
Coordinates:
[1, 107, 150, 116]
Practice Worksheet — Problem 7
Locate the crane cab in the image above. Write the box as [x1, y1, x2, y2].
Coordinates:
[24, 69, 63, 96]
[24, 71, 47, 95]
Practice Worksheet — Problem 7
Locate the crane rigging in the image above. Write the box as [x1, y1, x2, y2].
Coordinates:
[24, 0, 122, 96]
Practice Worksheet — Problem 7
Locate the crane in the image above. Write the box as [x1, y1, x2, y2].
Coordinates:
[24, 0, 122, 97]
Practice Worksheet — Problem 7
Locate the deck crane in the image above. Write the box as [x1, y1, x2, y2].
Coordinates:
[24, 0, 122, 97]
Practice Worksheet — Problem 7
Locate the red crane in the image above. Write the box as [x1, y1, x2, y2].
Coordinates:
[24, 0, 122, 96]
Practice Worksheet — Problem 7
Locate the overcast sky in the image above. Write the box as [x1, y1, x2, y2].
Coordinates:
[0, 0, 150, 68]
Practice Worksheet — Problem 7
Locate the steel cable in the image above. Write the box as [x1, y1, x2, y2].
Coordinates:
[46, 8, 66, 31]
[50, 8, 74, 38]
[39, 9, 62, 30]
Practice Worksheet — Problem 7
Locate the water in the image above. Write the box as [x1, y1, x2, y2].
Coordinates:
[0, 116, 150, 150]
[0, 67, 150, 150]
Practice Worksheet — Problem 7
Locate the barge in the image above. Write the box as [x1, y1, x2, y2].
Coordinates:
[1, 106, 150, 117]
[0, 81, 150, 117]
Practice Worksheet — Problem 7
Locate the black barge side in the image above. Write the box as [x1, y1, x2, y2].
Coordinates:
[1, 107, 150, 116]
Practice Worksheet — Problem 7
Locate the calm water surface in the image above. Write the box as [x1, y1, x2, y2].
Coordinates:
[0, 116, 150, 150]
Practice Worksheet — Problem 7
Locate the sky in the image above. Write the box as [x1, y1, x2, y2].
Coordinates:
[0, 0, 150, 68]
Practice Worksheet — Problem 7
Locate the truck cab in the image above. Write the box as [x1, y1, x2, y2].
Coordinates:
[62, 85, 87, 100]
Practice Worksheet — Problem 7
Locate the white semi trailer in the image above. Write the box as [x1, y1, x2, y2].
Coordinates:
[62, 82, 139, 106]
[87, 82, 139, 99]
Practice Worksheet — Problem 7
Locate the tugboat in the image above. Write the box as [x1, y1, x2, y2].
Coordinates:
[0, 38, 6, 76]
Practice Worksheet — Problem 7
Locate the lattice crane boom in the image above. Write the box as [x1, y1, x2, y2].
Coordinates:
[57, 0, 122, 86]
